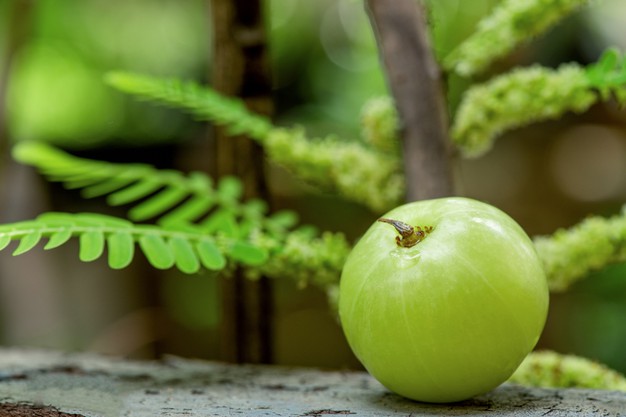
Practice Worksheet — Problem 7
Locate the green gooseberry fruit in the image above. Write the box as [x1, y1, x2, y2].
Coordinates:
[339, 197, 549, 403]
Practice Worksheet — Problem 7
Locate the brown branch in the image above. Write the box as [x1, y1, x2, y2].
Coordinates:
[365, 0, 454, 201]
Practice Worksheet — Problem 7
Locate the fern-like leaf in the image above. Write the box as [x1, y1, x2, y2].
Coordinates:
[0, 212, 262, 274]
[13, 142, 352, 287]
[104, 71, 404, 212]
[586, 48, 626, 104]
[105, 71, 272, 140]
[0, 210, 351, 290]
[13, 141, 254, 225]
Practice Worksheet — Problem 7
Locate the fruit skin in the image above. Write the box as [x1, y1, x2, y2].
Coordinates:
[339, 197, 549, 403]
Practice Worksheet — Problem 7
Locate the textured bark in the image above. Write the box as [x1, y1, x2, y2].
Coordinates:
[366, 0, 454, 201]
[209, 0, 273, 364]
[1, 349, 625, 416]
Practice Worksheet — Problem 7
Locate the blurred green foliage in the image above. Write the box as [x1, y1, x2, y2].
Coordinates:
[6, 0, 209, 148]
[546, 262, 626, 373]
[4, 0, 500, 146]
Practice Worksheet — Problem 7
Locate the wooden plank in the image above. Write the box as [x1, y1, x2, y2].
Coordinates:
[0, 348, 625, 416]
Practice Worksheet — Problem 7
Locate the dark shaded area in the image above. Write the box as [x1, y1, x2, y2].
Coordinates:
[0, 403, 84, 417]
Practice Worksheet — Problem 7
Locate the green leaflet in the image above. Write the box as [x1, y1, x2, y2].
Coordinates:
[169, 236, 200, 274]
[240, 199, 268, 219]
[45, 230, 72, 249]
[79, 230, 105, 262]
[585, 48, 626, 105]
[0, 235, 10, 251]
[202, 209, 239, 237]
[267, 211, 299, 230]
[107, 232, 134, 269]
[138, 234, 175, 270]
[82, 177, 137, 198]
[158, 194, 215, 225]
[230, 241, 268, 266]
[108, 179, 162, 206]
[195, 240, 226, 270]
[64, 175, 107, 190]
[217, 176, 243, 202]
[13, 231, 42, 256]
[128, 186, 189, 221]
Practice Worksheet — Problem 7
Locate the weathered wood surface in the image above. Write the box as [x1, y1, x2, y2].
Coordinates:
[0, 349, 625, 416]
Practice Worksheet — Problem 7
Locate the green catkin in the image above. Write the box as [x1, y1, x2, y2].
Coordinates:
[510, 351, 626, 391]
[265, 128, 404, 212]
[534, 207, 626, 292]
[248, 228, 350, 290]
[444, 0, 591, 77]
[360, 97, 400, 154]
[451, 64, 596, 157]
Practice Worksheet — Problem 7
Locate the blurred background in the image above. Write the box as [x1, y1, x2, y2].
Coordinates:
[1, 0, 626, 372]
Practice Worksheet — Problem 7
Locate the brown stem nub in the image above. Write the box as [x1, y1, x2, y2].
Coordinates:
[378, 218, 431, 248]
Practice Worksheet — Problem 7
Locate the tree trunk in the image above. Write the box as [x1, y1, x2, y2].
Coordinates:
[209, 0, 273, 364]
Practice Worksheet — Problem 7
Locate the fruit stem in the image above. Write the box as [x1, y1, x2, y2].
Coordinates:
[378, 218, 432, 248]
